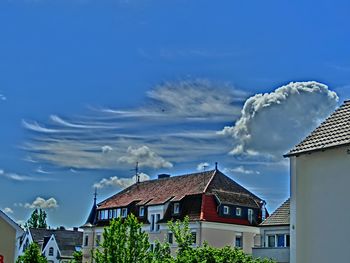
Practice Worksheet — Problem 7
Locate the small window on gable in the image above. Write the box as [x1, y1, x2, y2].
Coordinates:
[173, 203, 180, 214]
[236, 207, 242, 216]
[48, 247, 54, 256]
[84, 235, 89, 247]
[139, 206, 145, 217]
[223, 205, 229, 215]
[167, 232, 173, 244]
[122, 208, 128, 218]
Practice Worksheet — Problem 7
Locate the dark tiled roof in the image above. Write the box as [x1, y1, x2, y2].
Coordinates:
[285, 101, 350, 157]
[260, 199, 290, 226]
[30, 228, 83, 257]
[98, 169, 262, 211]
[98, 170, 216, 209]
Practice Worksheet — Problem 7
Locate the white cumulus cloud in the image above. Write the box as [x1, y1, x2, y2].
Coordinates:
[101, 145, 113, 153]
[3, 207, 14, 214]
[196, 162, 210, 171]
[219, 81, 339, 159]
[118, 145, 173, 169]
[94, 173, 150, 189]
[24, 197, 59, 209]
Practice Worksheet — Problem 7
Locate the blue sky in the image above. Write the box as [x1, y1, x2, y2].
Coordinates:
[1, 0, 350, 227]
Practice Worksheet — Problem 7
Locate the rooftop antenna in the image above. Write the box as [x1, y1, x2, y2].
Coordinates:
[202, 163, 209, 171]
[215, 162, 218, 171]
[135, 162, 140, 183]
[93, 187, 97, 205]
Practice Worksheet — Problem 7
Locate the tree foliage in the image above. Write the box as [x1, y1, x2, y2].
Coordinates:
[69, 251, 82, 263]
[94, 214, 152, 263]
[16, 243, 48, 263]
[24, 209, 47, 229]
[93, 215, 276, 263]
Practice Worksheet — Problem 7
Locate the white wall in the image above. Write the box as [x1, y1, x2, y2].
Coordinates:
[291, 146, 350, 263]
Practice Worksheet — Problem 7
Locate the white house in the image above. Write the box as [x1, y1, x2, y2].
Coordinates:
[253, 199, 290, 263]
[19, 227, 83, 263]
[284, 100, 350, 263]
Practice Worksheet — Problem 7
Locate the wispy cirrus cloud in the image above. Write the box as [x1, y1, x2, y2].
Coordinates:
[22, 79, 243, 170]
[3, 207, 13, 214]
[0, 94, 6, 101]
[224, 166, 260, 175]
[0, 169, 51, 182]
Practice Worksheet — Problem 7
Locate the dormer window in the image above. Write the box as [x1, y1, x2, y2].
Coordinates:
[223, 205, 229, 215]
[48, 247, 54, 256]
[236, 207, 242, 216]
[173, 203, 180, 214]
[121, 208, 128, 218]
[139, 206, 145, 217]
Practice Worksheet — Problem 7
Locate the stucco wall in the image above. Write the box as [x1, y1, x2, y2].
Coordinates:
[0, 216, 16, 263]
[291, 146, 350, 263]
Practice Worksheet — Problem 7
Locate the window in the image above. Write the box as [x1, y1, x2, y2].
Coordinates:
[167, 232, 173, 244]
[156, 214, 160, 231]
[235, 235, 243, 248]
[191, 232, 197, 245]
[277, 234, 285, 247]
[96, 234, 101, 247]
[139, 206, 145, 217]
[48, 247, 54, 256]
[223, 205, 229, 215]
[267, 235, 275, 247]
[108, 209, 113, 219]
[286, 234, 290, 247]
[84, 235, 89, 247]
[121, 208, 128, 218]
[112, 209, 117, 218]
[236, 207, 242, 216]
[248, 209, 254, 223]
[150, 243, 154, 252]
[116, 208, 121, 218]
[150, 214, 161, 232]
[150, 214, 155, 231]
[173, 203, 180, 214]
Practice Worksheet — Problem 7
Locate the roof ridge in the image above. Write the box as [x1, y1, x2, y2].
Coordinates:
[203, 169, 217, 193]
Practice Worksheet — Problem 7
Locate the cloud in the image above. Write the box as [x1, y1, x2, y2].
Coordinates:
[0, 94, 6, 101]
[118, 146, 173, 169]
[219, 81, 339, 159]
[3, 207, 13, 214]
[224, 166, 260, 175]
[21, 79, 244, 169]
[0, 169, 50, 182]
[101, 145, 113, 153]
[35, 166, 52, 174]
[24, 197, 59, 209]
[94, 173, 150, 189]
[197, 162, 210, 171]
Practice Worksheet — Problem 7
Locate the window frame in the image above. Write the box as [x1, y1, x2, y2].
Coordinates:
[173, 202, 180, 214]
[48, 247, 54, 256]
[139, 206, 145, 217]
[223, 205, 229, 215]
[121, 208, 128, 218]
[236, 207, 242, 216]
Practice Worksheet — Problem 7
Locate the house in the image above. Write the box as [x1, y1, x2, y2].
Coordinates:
[253, 199, 290, 263]
[18, 227, 83, 263]
[81, 167, 268, 263]
[0, 210, 24, 263]
[284, 100, 350, 263]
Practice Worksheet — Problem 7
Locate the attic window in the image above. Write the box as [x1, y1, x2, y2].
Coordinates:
[139, 206, 145, 217]
[223, 206, 229, 215]
[121, 208, 128, 218]
[48, 247, 54, 256]
[173, 203, 180, 214]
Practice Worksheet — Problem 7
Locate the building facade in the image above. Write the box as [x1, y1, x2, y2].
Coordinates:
[18, 227, 83, 263]
[253, 199, 290, 263]
[82, 168, 268, 263]
[285, 100, 350, 263]
[0, 210, 24, 263]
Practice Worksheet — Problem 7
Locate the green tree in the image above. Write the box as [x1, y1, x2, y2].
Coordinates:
[25, 209, 47, 229]
[69, 251, 82, 263]
[94, 214, 152, 263]
[16, 243, 47, 263]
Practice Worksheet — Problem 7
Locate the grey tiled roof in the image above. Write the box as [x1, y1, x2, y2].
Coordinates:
[285, 100, 350, 157]
[260, 199, 290, 226]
